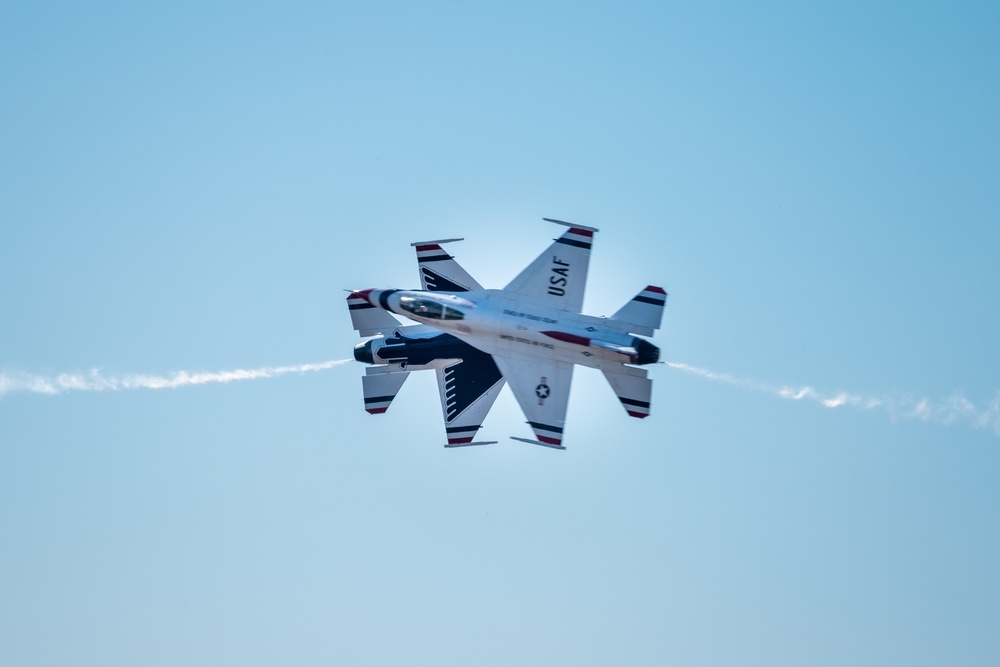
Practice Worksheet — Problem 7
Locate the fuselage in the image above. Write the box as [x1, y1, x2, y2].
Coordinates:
[354, 288, 659, 370]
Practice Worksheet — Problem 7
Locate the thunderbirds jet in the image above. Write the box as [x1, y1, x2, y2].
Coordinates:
[347, 219, 666, 450]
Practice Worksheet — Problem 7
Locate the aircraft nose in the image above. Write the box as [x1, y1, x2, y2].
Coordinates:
[353, 340, 375, 364]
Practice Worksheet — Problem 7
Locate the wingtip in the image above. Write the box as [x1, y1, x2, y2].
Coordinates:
[411, 238, 464, 247]
[542, 217, 599, 233]
[510, 436, 566, 450]
[444, 440, 498, 448]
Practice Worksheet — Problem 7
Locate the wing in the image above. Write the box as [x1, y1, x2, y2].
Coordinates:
[362, 366, 410, 414]
[412, 239, 483, 292]
[435, 348, 505, 447]
[502, 219, 598, 313]
[492, 355, 574, 449]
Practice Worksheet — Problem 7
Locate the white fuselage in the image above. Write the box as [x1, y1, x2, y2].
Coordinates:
[364, 288, 647, 371]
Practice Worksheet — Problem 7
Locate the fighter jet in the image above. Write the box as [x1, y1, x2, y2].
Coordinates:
[347, 219, 666, 450]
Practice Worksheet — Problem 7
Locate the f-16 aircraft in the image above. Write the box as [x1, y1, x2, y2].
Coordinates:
[347, 219, 666, 450]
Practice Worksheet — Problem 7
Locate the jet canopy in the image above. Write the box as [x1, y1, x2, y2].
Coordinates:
[398, 295, 466, 321]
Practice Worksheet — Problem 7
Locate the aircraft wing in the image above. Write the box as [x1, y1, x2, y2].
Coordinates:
[502, 219, 598, 313]
[412, 239, 483, 292]
[435, 348, 505, 447]
[492, 354, 574, 449]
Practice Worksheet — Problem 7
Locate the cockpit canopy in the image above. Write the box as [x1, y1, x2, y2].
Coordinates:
[398, 295, 465, 320]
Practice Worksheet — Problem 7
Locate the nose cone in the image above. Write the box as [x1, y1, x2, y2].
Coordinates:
[353, 340, 375, 364]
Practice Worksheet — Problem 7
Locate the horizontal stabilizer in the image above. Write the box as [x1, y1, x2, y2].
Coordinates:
[347, 290, 400, 336]
[362, 366, 409, 414]
[611, 286, 667, 336]
[602, 365, 652, 419]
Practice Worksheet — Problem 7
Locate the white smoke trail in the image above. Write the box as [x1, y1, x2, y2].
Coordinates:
[0, 359, 351, 397]
[665, 361, 1000, 435]
[6, 357, 997, 436]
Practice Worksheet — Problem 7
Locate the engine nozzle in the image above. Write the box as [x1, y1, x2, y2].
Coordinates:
[353, 340, 375, 364]
[632, 337, 660, 365]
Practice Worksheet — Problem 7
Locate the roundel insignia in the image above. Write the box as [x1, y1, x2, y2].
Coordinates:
[535, 377, 550, 404]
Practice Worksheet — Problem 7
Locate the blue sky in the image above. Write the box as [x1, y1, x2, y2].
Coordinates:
[2, 2, 999, 665]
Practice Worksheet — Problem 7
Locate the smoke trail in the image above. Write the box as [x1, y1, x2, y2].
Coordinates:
[665, 361, 1000, 435]
[6, 357, 997, 436]
[0, 359, 351, 397]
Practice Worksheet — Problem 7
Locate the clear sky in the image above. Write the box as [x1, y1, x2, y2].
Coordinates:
[2, 2, 999, 665]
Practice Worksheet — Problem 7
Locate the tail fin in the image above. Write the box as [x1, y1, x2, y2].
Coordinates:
[611, 286, 667, 336]
[602, 365, 652, 419]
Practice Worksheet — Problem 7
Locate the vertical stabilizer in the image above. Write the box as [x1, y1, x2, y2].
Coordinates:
[611, 286, 667, 336]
